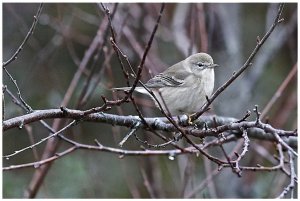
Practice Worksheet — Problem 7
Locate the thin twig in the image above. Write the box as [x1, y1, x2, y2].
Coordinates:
[76, 3, 118, 109]
[3, 3, 43, 67]
[3, 146, 77, 171]
[3, 120, 77, 159]
[82, 3, 165, 117]
[277, 150, 297, 198]
[232, 128, 250, 174]
[3, 67, 33, 112]
[230, 143, 284, 171]
[133, 132, 176, 148]
[126, 3, 165, 95]
[119, 122, 141, 147]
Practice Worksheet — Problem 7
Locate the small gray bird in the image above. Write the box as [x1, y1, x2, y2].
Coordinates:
[113, 53, 219, 115]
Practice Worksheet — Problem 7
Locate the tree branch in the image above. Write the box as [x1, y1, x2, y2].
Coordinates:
[3, 108, 297, 149]
[3, 3, 43, 67]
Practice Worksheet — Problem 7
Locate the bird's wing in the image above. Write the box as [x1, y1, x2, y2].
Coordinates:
[145, 61, 190, 88]
[145, 73, 183, 87]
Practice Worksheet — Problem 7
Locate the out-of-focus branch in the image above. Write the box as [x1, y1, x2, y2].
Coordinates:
[76, 4, 118, 109]
[172, 4, 197, 56]
[24, 5, 117, 198]
[197, 4, 208, 52]
[82, 4, 165, 116]
[261, 63, 297, 119]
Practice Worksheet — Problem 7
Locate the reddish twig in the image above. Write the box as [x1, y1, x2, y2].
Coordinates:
[197, 3, 208, 52]
[127, 3, 165, 95]
[3, 138, 199, 172]
[77, 4, 118, 109]
[24, 8, 116, 197]
[261, 62, 297, 119]
[82, 4, 165, 116]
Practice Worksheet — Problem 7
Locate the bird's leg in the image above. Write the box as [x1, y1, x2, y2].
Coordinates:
[187, 114, 194, 125]
[173, 132, 183, 141]
[178, 114, 195, 126]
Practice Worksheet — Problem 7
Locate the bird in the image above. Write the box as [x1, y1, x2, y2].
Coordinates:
[113, 52, 219, 116]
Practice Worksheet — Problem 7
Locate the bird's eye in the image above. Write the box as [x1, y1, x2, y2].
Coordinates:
[197, 62, 204, 68]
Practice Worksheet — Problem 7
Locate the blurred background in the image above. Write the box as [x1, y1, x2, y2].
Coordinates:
[2, 3, 297, 198]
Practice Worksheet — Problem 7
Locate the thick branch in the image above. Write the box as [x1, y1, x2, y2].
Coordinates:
[3, 109, 297, 148]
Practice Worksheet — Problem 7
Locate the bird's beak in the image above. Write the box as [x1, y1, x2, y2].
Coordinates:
[207, 64, 219, 68]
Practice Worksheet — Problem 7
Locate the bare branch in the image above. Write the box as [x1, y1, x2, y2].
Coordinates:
[3, 3, 43, 67]
[277, 150, 297, 198]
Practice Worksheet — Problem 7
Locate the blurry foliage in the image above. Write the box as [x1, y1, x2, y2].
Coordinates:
[2, 3, 297, 198]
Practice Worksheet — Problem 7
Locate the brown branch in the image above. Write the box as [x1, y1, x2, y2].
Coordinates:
[261, 62, 297, 119]
[76, 3, 118, 109]
[197, 3, 208, 52]
[101, 3, 131, 88]
[3, 138, 198, 172]
[23, 8, 116, 197]
[3, 146, 77, 171]
[82, 4, 165, 116]
[127, 3, 165, 95]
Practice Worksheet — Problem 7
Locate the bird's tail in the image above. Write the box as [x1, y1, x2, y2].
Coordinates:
[112, 87, 149, 95]
[111, 87, 132, 92]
